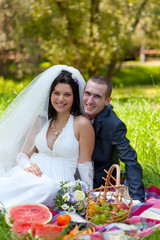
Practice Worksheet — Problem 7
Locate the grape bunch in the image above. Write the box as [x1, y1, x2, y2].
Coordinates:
[88, 199, 128, 225]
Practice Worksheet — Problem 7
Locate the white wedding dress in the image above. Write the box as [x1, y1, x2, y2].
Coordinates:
[0, 114, 79, 209]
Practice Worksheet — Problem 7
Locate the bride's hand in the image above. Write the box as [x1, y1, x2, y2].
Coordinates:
[25, 163, 42, 177]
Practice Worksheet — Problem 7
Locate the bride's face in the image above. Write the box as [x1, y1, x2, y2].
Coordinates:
[51, 83, 74, 113]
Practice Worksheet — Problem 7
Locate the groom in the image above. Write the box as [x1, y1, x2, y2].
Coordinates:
[83, 75, 145, 203]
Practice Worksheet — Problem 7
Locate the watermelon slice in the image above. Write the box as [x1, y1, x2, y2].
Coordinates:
[11, 222, 63, 240]
[5, 203, 52, 227]
[31, 223, 63, 240]
[11, 221, 32, 239]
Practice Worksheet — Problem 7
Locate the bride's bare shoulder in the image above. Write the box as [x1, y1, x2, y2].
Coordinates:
[74, 115, 94, 141]
[74, 115, 91, 127]
[74, 115, 94, 138]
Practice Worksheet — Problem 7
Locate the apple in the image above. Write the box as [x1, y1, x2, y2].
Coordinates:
[117, 202, 128, 210]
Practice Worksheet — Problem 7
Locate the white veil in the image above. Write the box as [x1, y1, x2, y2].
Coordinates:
[0, 65, 86, 175]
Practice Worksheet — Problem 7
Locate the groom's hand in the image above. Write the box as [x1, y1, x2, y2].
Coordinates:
[25, 163, 42, 177]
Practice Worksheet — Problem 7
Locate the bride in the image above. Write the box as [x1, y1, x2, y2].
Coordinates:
[0, 65, 95, 209]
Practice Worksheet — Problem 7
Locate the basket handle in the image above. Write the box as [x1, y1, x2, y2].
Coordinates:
[103, 164, 121, 200]
[104, 164, 121, 187]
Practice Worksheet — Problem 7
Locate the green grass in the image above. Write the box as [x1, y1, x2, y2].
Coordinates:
[111, 84, 160, 188]
[0, 209, 12, 240]
[112, 96, 160, 188]
[112, 65, 160, 87]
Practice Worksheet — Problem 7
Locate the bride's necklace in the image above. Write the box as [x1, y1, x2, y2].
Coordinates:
[51, 117, 69, 140]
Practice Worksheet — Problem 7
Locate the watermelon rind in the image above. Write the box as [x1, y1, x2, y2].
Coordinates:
[5, 202, 52, 227]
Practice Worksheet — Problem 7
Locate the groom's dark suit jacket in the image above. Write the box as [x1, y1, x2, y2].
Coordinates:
[92, 104, 145, 202]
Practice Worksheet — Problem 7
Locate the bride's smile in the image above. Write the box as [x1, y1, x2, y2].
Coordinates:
[51, 83, 73, 113]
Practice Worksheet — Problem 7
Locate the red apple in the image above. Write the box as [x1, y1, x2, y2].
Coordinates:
[117, 202, 128, 210]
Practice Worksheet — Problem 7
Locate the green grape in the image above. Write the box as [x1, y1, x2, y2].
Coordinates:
[100, 213, 107, 221]
[89, 213, 94, 217]
[94, 214, 100, 223]
[94, 204, 101, 211]
[118, 209, 126, 214]
[100, 204, 106, 211]
[107, 213, 112, 221]
[109, 203, 114, 210]
[89, 218, 94, 223]
[95, 221, 102, 225]
[105, 206, 110, 212]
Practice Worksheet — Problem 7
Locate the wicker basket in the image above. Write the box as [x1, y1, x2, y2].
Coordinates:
[85, 164, 133, 224]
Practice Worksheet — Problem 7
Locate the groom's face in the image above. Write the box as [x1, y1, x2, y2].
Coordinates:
[83, 80, 110, 120]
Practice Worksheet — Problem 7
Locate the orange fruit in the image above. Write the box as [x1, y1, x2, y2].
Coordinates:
[62, 236, 71, 240]
[56, 214, 71, 226]
[69, 225, 79, 236]
[89, 200, 96, 211]
[98, 199, 104, 204]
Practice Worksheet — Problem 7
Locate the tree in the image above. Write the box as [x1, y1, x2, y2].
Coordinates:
[0, 0, 160, 80]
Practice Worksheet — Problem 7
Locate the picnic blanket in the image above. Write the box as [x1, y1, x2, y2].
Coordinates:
[51, 185, 160, 239]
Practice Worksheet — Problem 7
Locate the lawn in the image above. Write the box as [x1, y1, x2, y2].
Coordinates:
[112, 86, 160, 188]
[112, 62, 160, 87]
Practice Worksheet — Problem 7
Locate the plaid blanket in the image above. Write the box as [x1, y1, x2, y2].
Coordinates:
[51, 185, 160, 239]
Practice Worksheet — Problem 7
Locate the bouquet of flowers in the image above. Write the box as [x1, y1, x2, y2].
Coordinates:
[53, 180, 89, 215]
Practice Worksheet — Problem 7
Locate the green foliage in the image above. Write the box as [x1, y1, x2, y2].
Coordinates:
[0, 209, 12, 240]
[112, 65, 160, 87]
[0, 77, 29, 114]
[1, 0, 160, 78]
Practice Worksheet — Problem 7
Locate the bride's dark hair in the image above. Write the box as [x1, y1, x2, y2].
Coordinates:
[48, 70, 81, 119]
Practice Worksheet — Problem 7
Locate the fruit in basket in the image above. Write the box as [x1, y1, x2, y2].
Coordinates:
[94, 204, 101, 211]
[117, 202, 128, 210]
[97, 199, 104, 204]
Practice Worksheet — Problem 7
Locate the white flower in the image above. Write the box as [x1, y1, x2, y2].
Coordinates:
[61, 204, 69, 210]
[73, 190, 85, 201]
[75, 179, 83, 185]
[68, 206, 76, 213]
[63, 193, 70, 202]
[76, 201, 85, 211]
[83, 198, 87, 206]
[63, 182, 75, 188]
[54, 180, 90, 214]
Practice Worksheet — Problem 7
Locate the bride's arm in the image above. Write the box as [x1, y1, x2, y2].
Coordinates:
[16, 146, 42, 177]
[16, 116, 46, 176]
[16, 143, 37, 168]
[74, 116, 95, 189]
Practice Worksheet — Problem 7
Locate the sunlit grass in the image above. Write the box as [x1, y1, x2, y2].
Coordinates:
[112, 65, 160, 87]
[112, 96, 160, 188]
[112, 84, 160, 99]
